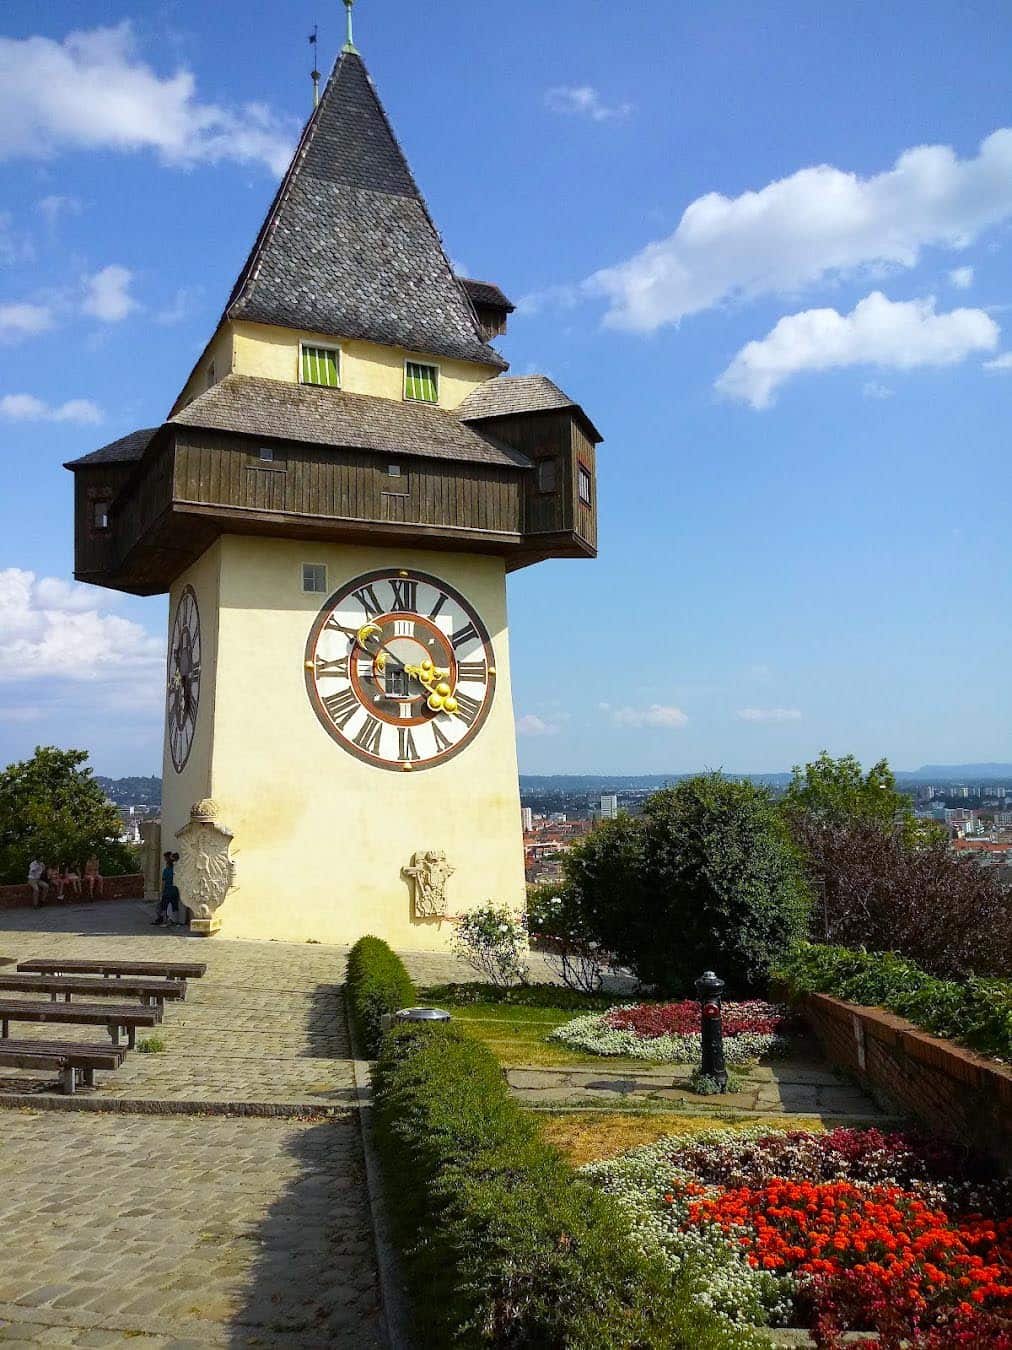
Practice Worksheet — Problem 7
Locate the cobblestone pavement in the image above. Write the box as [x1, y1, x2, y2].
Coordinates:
[0, 903, 390, 1346]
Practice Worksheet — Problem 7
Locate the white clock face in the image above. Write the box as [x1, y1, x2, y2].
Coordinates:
[304, 568, 496, 771]
[167, 585, 201, 774]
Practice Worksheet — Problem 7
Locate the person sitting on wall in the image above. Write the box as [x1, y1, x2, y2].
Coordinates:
[46, 863, 64, 902]
[152, 852, 182, 926]
[27, 859, 49, 907]
[82, 855, 104, 900]
[60, 862, 82, 901]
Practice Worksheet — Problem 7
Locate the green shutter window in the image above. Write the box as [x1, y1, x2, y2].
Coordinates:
[404, 362, 438, 403]
[301, 345, 340, 388]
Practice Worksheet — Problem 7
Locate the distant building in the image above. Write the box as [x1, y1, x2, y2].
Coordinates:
[600, 793, 618, 820]
[521, 807, 533, 832]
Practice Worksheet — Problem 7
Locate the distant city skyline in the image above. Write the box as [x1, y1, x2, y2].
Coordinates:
[1, 1, 1010, 775]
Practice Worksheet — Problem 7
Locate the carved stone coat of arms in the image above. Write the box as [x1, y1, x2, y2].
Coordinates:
[175, 799, 238, 936]
[402, 849, 455, 919]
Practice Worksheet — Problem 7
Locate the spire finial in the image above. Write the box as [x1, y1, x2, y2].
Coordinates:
[342, 0, 359, 54]
[309, 25, 321, 108]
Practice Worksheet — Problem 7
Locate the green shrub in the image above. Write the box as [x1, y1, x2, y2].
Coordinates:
[565, 775, 810, 995]
[420, 981, 615, 1011]
[373, 1022, 765, 1348]
[776, 943, 1012, 1061]
[345, 935, 415, 1056]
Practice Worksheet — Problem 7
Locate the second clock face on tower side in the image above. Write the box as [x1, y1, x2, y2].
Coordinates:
[304, 568, 497, 771]
[167, 585, 201, 774]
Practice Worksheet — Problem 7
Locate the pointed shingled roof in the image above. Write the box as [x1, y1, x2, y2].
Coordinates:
[225, 51, 507, 371]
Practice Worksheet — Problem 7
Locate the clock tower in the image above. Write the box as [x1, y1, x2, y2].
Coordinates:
[65, 28, 602, 945]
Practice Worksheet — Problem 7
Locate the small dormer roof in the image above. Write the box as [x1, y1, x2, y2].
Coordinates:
[456, 374, 602, 443]
[224, 52, 507, 372]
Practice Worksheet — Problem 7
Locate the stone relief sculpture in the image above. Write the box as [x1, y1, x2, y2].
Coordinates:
[175, 799, 238, 936]
[402, 849, 455, 919]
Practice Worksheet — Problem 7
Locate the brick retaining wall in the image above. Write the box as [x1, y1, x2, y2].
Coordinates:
[0, 874, 144, 910]
[801, 991, 1012, 1167]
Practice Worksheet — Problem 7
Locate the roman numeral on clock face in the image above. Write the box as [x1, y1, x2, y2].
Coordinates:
[392, 618, 414, 638]
[431, 721, 453, 754]
[451, 622, 479, 650]
[398, 728, 420, 762]
[390, 578, 418, 612]
[456, 660, 486, 683]
[323, 687, 359, 730]
[453, 691, 481, 727]
[427, 593, 447, 621]
[352, 584, 383, 619]
[353, 715, 383, 755]
[315, 655, 349, 678]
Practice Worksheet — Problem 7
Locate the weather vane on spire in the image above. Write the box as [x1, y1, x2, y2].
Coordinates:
[342, 0, 359, 54]
[308, 25, 321, 108]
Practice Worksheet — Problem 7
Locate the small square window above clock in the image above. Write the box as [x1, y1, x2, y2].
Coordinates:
[536, 458, 557, 493]
[404, 361, 438, 403]
[302, 563, 327, 594]
[92, 499, 111, 531]
[301, 344, 340, 388]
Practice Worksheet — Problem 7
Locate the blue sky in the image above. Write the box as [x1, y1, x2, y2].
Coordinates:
[1, 0, 1010, 777]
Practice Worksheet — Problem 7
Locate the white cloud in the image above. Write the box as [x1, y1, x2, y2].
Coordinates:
[949, 265, 974, 289]
[612, 704, 688, 728]
[0, 24, 294, 175]
[0, 569, 163, 687]
[983, 351, 1012, 372]
[545, 85, 632, 123]
[716, 291, 998, 409]
[862, 380, 894, 399]
[37, 194, 83, 228]
[0, 302, 53, 342]
[155, 285, 201, 326]
[0, 394, 102, 424]
[584, 129, 1012, 332]
[516, 714, 561, 737]
[82, 264, 137, 322]
[736, 707, 802, 722]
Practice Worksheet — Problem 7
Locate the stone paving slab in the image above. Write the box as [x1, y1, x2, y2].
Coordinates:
[505, 1060, 885, 1121]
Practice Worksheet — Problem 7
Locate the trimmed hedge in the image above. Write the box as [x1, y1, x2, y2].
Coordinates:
[345, 935, 415, 1056]
[775, 943, 1012, 1062]
[373, 1022, 765, 1349]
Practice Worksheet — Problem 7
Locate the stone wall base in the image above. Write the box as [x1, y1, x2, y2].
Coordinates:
[800, 991, 1012, 1170]
[0, 875, 145, 910]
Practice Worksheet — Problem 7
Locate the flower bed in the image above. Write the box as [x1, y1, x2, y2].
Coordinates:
[583, 1125, 1012, 1347]
[549, 999, 793, 1063]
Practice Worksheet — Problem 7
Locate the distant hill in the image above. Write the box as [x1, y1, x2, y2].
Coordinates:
[901, 764, 1012, 780]
[95, 775, 162, 806]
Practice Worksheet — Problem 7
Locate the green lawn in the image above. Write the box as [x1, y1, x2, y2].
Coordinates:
[415, 984, 651, 1068]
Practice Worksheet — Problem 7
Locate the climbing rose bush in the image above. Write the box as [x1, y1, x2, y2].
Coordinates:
[550, 1000, 793, 1063]
[582, 1125, 1012, 1348]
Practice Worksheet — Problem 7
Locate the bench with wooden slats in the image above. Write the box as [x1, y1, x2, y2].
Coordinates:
[0, 973, 186, 1006]
[18, 958, 206, 980]
[0, 1039, 125, 1094]
[0, 998, 162, 1049]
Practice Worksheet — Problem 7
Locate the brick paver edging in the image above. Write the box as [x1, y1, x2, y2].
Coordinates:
[800, 991, 1012, 1165]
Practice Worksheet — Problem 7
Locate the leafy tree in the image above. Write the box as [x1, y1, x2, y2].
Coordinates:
[793, 816, 1012, 978]
[564, 775, 811, 995]
[0, 747, 137, 885]
[782, 752, 913, 831]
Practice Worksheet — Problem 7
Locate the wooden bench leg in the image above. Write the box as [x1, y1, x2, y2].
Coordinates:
[127, 1026, 136, 1050]
[108, 1024, 121, 1048]
[1, 1019, 7, 1039]
[82, 1068, 95, 1087]
[60, 1065, 76, 1095]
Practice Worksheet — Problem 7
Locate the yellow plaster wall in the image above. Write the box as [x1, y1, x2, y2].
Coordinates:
[231, 321, 497, 410]
[164, 534, 526, 947]
[172, 327, 234, 413]
[161, 542, 221, 850]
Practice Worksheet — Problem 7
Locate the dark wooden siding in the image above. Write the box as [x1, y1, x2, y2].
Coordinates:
[571, 423, 598, 550]
[172, 429, 523, 535]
